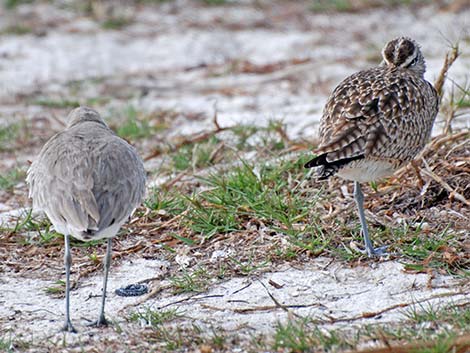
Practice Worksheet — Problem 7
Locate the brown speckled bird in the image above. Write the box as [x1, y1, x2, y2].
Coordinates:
[305, 37, 439, 256]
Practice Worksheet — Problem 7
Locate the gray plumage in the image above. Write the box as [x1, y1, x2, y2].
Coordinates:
[305, 37, 439, 256]
[26, 106, 146, 331]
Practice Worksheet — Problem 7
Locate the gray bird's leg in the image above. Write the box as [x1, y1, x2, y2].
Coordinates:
[93, 238, 112, 327]
[62, 233, 77, 333]
[354, 181, 387, 257]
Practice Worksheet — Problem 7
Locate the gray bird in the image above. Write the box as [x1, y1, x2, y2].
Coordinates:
[304, 37, 439, 256]
[26, 107, 146, 332]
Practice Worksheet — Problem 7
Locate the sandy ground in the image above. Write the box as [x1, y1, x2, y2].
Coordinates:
[0, 1, 469, 351]
[2, 256, 469, 349]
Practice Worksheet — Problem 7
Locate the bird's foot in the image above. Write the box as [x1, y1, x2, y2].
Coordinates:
[350, 242, 389, 257]
[366, 245, 389, 257]
[61, 320, 77, 333]
[87, 316, 109, 328]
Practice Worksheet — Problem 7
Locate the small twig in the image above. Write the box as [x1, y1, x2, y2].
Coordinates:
[421, 157, 470, 206]
[433, 42, 460, 134]
[258, 280, 290, 313]
[230, 281, 253, 295]
[158, 293, 224, 310]
[325, 290, 465, 324]
[212, 101, 221, 130]
[350, 333, 470, 353]
[199, 302, 321, 314]
[434, 43, 460, 99]
[161, 170, 187, 190]
[143, 109, 230, 161]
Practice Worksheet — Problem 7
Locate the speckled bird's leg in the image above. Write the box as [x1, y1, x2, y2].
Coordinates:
[62, 233, 77, 333]
[354, 181, 387, 257]
[90, 238, 112, 327]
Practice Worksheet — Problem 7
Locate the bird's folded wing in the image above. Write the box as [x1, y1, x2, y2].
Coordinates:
[92, 139, 146, 230]
[27, 132, 100, 232]
[315, 78, 401, 163]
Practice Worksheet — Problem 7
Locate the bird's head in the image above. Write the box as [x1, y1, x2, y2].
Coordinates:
[66, 106, 107, 128]
[381, 37, 426, 76]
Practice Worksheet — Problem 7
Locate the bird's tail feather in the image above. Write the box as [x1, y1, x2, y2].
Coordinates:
[304, 153, 364, 179]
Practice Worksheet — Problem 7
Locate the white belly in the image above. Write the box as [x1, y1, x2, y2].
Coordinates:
[51, 218, 124, 242]
[336, 159, 399, 183]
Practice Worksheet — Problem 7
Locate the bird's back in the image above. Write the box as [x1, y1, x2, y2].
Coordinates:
[307, 65, 438, 182]
[27, 120, 146, 241]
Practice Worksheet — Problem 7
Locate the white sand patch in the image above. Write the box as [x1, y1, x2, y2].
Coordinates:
[1, 257, 467, 342]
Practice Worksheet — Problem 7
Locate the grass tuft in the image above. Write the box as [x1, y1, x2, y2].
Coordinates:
[101, 17, 133, 30]
[129, 307, 183, 328]
[33, 98, 80, 109]
[4, 0, 32, 9]
[0, 122, 19, 151]
[182, 157, 319, 240]
[44, 280, 65, 297]
[114, 106, 169, 140]
[0, 24, 32, 35]
[0, 168, 25, 191]
[273, 318, 352, 352]
[170, 267, 211, 294]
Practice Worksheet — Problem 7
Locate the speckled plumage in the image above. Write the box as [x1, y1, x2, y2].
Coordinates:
[304, 37, 439, 256]
[305, 37, 439, 183]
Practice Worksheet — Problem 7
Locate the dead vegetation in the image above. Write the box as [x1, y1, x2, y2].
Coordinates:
[0, 1, 469, 352]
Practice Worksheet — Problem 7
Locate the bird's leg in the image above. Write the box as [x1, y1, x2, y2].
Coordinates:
[62, 233, 77, 333]
[92, 237, 112, 327]
[354, 181, 387, 257]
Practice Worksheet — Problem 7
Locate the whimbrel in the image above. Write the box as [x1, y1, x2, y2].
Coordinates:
[26, 107, 146, 332]
[304, 37, 439, 256]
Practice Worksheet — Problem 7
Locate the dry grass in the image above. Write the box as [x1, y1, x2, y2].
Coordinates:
[0, 2, 469, 352]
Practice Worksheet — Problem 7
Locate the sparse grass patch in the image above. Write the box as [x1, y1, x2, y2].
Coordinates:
[0, 334, 13, 353]
[1, 211, 69, 246]
[404, 302, 470, 329]
[1, 210, 47, 237]
[33, 98, 80, 109]
[44, 280, 65, 297]
[144, 188, 187, 217]
[6, 212, 62, 246]
[4, 0, 33, 9]
[360, 303, 470, 351]
[455, 88, 470, 108]
[116, 106, 153, 139]
[202, 0, 227, 5]
[182, 157, 318, 239]
[0, 122, 19, 151]
[283, 222, 331, 258]
[310, 0, 432, 12]
[170, 267, 211, 294]
[0, 24, 32, 35]
[171, 136, 222, 171]
[268, 303, 470, 352]
[229, 254, 270, 275]
[114, 106, 169, 140]
[0, 168, 25, 191]
[129, 307, 183, 328]
[230, 120, 288, 152]
[400, 228, 468, 275]
[70, 237, 107, 248]
[310, 0, 352, 12]
[129, 308, 190, 350]
[0, 332, 29, 352]
[273, 318, 353, 352]
[101, 17, 133, 30]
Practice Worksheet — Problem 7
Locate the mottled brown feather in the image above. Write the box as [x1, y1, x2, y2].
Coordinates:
[306, 37, 439, 182]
